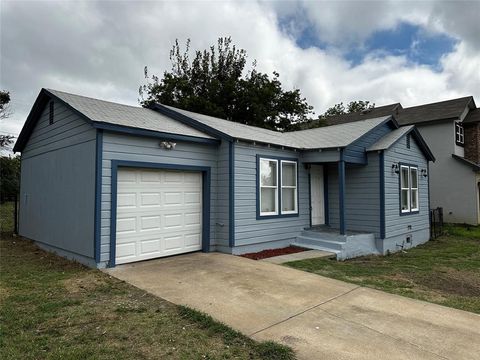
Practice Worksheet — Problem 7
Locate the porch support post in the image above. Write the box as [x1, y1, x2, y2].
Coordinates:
[338, 158, 346, 235]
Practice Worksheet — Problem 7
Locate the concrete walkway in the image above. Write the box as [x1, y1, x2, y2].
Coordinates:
[105, 253, 480, 360]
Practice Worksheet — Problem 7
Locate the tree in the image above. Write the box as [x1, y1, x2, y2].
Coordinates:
[0, 155, 20, 198]
[296, 100, 375, 130]
[139, 38, 313, 131]
[0, 90, 14, 150]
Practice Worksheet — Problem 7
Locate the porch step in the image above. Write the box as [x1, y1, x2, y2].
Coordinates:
[300, 230, 347, 242]
[295, 235, 345, 252]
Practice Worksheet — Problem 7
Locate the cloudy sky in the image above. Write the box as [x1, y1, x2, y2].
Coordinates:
[1, 0, 479, 138]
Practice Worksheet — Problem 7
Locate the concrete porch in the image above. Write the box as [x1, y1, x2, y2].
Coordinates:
[295, 226, 379, 260]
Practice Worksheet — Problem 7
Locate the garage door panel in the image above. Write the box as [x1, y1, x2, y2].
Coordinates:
[115, 168, 203, 264]
[116, 217, 136, 233]
[140, 193, 161, 206]
[140, 215, 161, 231]
[117, 193, 137, 208]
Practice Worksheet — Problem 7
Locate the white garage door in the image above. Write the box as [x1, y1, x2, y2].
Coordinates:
[115, 167, 203, 265]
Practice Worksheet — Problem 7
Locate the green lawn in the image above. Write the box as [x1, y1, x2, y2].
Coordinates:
[285, 224, 480, 314]
[0, 208, 294, 359]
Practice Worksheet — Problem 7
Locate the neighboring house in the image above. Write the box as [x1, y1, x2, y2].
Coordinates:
[14, 89, 434, 268]
[325, 97, 480, 225]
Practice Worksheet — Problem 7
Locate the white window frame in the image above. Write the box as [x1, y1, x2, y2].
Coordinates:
[259, 158, 278, 216]
[410, 167, 419, 212]
[455, 122, 464, 146]
[280, 160, 298, 215]
[400, 165, 419, 214]
[400, 165, 410, 214]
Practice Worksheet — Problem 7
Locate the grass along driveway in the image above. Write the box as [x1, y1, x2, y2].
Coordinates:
[0, 233, 294, 360]
[285, 224, 480, 314]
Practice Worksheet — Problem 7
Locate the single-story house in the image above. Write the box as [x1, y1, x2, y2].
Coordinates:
[14, 89, 435, 267]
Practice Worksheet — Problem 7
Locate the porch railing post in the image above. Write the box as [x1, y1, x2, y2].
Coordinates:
[338, 159, 346, 235]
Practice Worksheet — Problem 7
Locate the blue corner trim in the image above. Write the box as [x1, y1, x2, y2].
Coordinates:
[151, 104, 233, 142]
[255, 154, 300, 220]
[92, 122, 220, 145]
[308, 172, 312, 228]
[338, 151, 346, 235]
[108, 160, 212, 268]
[379, 151, 386, 239]
[94, 130, 103, 263]
[229, 142, 235, 247]
[323, 165, 329, 226]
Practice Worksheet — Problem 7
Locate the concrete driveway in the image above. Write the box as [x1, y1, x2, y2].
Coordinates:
[105, 253, 480, 360]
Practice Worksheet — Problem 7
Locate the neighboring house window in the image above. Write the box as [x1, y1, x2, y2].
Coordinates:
[259, 158, 278, 215]
[49, 101, 54, 125]
[455, 122, 464, 146]
[281, 160, 297, 214]
[400, 165, 419, 214]
[258, 157, 298, 217]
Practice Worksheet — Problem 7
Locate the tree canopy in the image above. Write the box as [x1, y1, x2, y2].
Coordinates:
[0, 90, 14, 150]
[139, 38, 313, 131]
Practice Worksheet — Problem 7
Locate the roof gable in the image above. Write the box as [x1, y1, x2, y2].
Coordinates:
[367, 126, 435, 161]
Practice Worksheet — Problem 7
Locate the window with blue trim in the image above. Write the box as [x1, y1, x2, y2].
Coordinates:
[258, 157, 298, 217]
[400, 165, 418, 214]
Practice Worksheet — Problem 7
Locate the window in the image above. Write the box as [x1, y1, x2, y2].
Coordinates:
[281, 160, 297, 214]
[455, 123, 464, 146]
[259, 158, 278, 215]
[400, 165, 419, 214]
[49, 101, 54, 125]
[258, 157, 298, 217]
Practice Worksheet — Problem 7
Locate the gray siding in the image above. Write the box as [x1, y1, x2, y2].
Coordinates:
[100, 132, 222, 263]
[327, 153, 381, 237]
[384, 135, 429, 239]
[343, 123, 392, 164]
[19, 100, 96, 258]
[233, 142, 310, 248]
[417, 122, 478, 224]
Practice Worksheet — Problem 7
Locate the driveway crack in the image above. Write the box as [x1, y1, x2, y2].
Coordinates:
[249, 286, 361, 336]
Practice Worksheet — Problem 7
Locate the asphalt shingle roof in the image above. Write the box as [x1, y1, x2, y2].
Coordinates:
[463, 108, 480, 124]
[47, 89, 214, 139]
[324, 97, 475, 127]
[163, 104, 391, 149]
[367, 126, 414, 152]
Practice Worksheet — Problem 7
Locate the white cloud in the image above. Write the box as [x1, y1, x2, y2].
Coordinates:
[1, 0, 479, 139]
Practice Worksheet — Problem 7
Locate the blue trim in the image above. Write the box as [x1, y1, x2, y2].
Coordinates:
[398, 162, 420, 216]
[92, 122, 220, 145]
[338, 151, 346, 235]
[379, 151, 386, 239]
[229, 142, 235, 247]
[308, 172, 312, 228]
[108, 160, 212, 268]
[255, 154, 300, 220]
[94, 130, 103, 263]
[324, 165, 329, 226]
[151, 104, 233, 142]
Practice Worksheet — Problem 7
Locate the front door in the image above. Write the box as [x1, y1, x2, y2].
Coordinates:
[310, 165, 325, 226]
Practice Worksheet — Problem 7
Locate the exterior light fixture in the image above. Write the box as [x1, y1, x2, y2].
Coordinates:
[421, 169, 428, 178]
[392, 163, 399, 174]
[159, 141, 176, 150]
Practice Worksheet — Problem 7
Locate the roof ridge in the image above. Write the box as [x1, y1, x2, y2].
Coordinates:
[402, 96, 473, 110]
[45, 88, 143, 110]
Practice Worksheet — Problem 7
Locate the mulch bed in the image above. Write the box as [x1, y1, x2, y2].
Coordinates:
[240, 246, 307, 260]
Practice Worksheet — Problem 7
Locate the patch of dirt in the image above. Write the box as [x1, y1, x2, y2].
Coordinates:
[240, 246, 307, 260]
[62, 272, 108, 295]
[411, 268, 480, 297]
